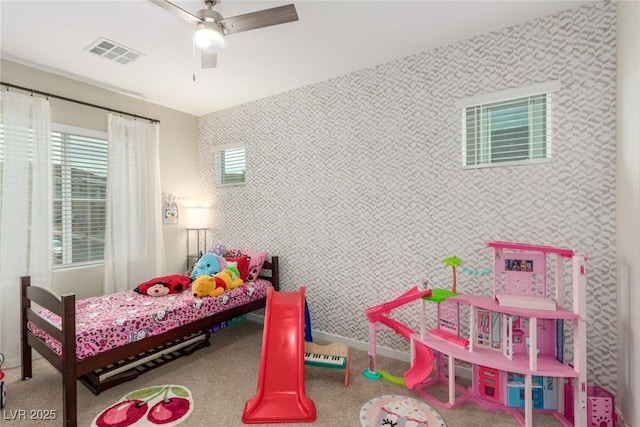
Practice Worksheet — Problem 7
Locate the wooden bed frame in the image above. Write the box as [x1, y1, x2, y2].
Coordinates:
[20, 256, 279, 427]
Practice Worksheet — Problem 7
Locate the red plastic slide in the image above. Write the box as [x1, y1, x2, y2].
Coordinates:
[242, 287, 316, 424]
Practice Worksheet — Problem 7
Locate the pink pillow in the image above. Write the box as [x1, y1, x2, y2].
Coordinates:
[226, 249, 268, 282]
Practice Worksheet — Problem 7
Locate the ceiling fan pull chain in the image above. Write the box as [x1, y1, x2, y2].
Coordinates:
[192, 30, 197, 82]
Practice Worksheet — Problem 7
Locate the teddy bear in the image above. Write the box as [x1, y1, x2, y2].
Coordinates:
[192, 275, 225, 298]
[192, 265, 245, 298]
[213, 267, 244, 290]
[190, 253, 225, 281]
[134, 275, 191, 296]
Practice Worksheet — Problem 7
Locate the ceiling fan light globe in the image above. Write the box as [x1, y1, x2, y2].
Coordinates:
[195, 24, 225, 51]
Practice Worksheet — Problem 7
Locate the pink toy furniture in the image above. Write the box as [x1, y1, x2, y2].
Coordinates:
[410, 241, 589, 427]
[586, 385, 616, 427]
[363, 287, 434, 386]
[565, 380, 617, 427]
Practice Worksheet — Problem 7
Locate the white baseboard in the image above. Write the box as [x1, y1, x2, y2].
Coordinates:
[246, 313, 473, 380]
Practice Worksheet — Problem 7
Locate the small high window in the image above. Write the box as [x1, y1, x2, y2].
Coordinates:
[214, 143, 245, 186]
[459, 81, 559, 169]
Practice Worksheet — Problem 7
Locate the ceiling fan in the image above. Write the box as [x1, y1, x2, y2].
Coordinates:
[149, 0, 298, 69]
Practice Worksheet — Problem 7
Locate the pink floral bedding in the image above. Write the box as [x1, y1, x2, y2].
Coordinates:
[27, 279, 270, 360]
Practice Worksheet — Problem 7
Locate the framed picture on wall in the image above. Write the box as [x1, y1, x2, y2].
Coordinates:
[163, 200, 179, 225]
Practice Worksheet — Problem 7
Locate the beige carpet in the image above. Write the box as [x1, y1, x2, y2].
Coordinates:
[3, 320, 562, 426]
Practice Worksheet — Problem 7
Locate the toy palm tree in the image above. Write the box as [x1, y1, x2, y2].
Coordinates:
[443, 255, 463, 294]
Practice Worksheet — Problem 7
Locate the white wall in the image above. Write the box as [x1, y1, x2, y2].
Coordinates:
[615, 1, 640, 425]
[1, 59, 200, 299]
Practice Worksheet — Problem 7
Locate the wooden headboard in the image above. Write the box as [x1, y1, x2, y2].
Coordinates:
[258, 256, 279, 290]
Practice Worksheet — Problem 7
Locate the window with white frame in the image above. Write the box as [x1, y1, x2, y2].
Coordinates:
[459, 81, 559, 169]
[53, 125, 108, 266]
[214, 143, 245, 186]
[0, 124, 107, 266]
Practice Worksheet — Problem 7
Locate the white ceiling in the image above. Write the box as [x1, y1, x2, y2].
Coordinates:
[1, 0, 591, 116]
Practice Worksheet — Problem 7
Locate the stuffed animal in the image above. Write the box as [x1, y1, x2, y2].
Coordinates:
[213, 267, 244, 290]
[191, 266, 244, 298]
[209, 244, 226, 257]
[135, 275, 191, 296]
[192, 275, 225, 298]
[190, 253, 225, 281]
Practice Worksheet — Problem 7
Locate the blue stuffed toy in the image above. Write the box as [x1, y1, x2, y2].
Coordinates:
[190, 253, 225, 281]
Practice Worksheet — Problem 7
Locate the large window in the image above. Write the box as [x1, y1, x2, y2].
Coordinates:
[459, 82, 558, 169]
[214, 143, 245, 186]
[53, 125, 108, 266]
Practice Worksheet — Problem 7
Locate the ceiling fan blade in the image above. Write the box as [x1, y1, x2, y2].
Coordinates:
[201, 50, 218, 69]
[148, 0, 201, 25]
[221, 4, 298, 35]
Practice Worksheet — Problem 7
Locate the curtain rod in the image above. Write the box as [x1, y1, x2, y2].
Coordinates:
[1, 81, 160, 124]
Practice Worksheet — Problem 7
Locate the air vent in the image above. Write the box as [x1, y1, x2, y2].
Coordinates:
[85, 38, 143, 65]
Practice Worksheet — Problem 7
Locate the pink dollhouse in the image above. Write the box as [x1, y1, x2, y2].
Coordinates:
[409, 241, 588, 427]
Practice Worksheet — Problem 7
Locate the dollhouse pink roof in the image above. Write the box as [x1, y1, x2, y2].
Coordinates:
[486, 241, 574, 258]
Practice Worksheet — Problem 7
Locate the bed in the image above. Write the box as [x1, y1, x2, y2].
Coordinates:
[20, 256, 279, 427]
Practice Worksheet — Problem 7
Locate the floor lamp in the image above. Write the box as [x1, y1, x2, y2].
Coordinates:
[186, 207, 210, 271]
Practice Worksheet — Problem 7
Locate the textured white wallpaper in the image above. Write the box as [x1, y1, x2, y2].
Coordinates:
[199, 2, 617, 393]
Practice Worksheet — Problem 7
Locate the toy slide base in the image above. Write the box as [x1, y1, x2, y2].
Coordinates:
[242, 287, 316, 424]
[404, 341, 435, 390]
[379, 370, 406, 386]
[242, 394, 316, 424]
[362, 369, 382, 381]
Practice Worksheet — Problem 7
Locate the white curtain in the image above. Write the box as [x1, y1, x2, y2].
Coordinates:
[0, 92, 52, 368]
[104, 114, 165, 294]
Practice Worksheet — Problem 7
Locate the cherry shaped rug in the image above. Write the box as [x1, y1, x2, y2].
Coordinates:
[92, 385, 193, 427]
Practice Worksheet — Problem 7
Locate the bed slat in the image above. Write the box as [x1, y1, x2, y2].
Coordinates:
[259, 256, 279, 290]
[27, 333, 63, 372]
[26, 308, 63, 342]
[79, 331, 210, 395]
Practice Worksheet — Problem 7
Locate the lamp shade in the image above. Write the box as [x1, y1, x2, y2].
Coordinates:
[186, 207, 210, 229]
[194, 22, 226, 51]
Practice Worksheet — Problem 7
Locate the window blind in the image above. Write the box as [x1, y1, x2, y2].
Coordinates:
[52, 126, 108, 265]
[214, 143, 246, 186]
[463, 94, 552, 168]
